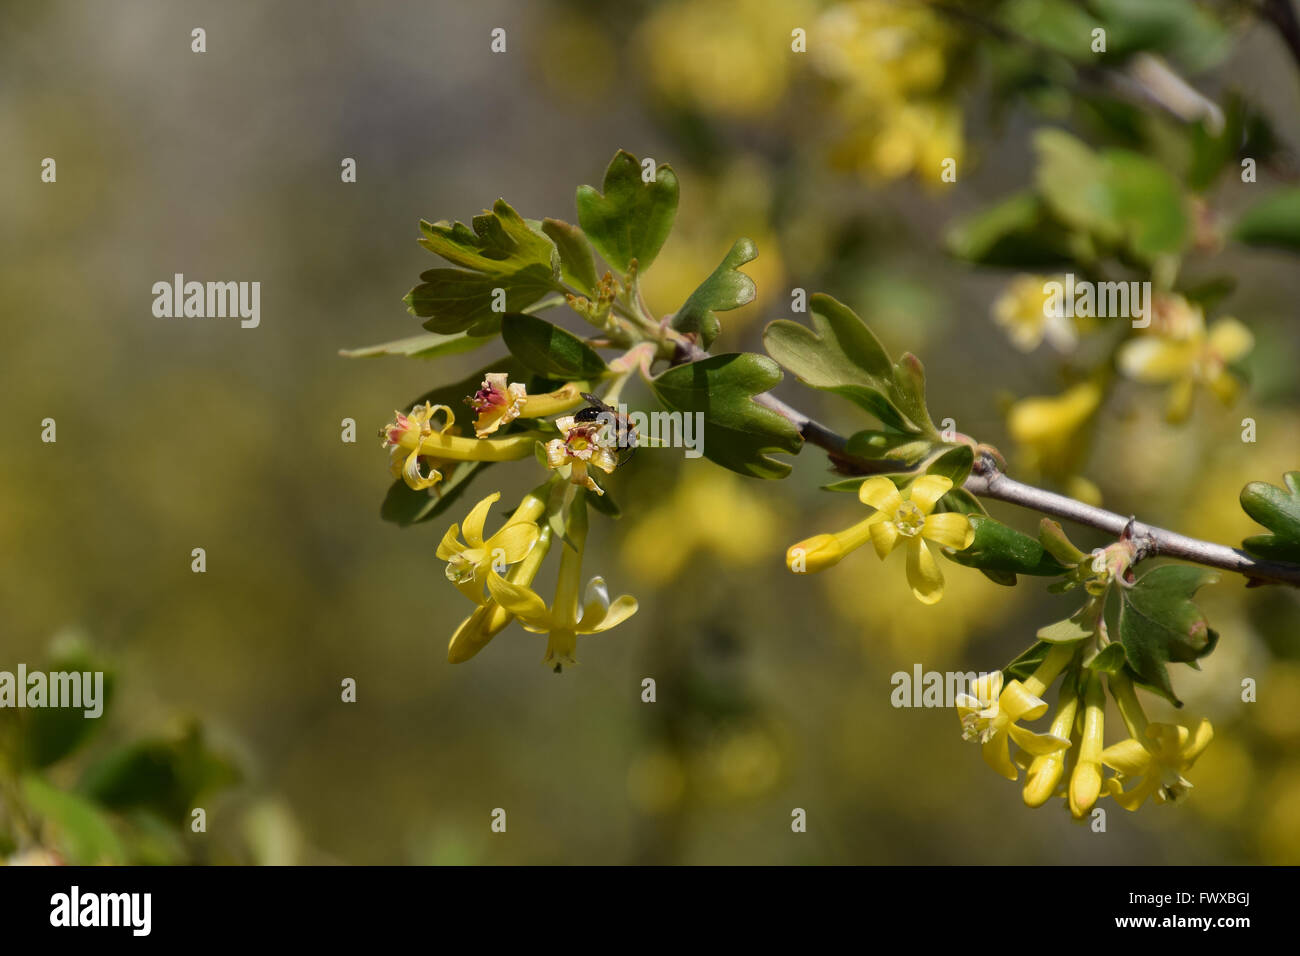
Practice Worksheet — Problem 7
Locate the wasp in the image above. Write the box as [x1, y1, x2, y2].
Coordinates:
[573, 392, 639, 465]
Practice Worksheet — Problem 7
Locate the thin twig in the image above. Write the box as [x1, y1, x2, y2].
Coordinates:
[670, 340, 1300, 587]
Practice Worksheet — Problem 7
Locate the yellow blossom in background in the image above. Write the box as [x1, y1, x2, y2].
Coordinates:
[788, 475, 972, 604]
[621, 467, 780, 586]
[821, 547, 1024, 661]
[1259, 765, 1300, 864]
[1007, 380, 1103, 504]
[639, 157, 784, 330]
[992, 274, 1077, 352]
[813, 0, 963, 183]
[1101, 719, 1214, 810]
[1117, 296, 1253, 423]
[637, 0, 814, 120]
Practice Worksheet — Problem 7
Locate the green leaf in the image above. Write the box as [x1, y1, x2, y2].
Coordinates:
[844, 430, 933, 466]
[340, 327, 499, 361]
[946, 515, 1069, 580]
[1038, 519, 1086, 566]
[1090, 0, 1232, 73]
[407, 263, 560, 334]
[501, 312, 609, 380]
[1033, 129, 1188, 264]
[998, 0, 1101, 61]
[1117, 565, 1220, 706]
[945, 191, 1089, 267]
[1241, 472, 1300, 560]
[932, 487, 988, 517]
[79, 723, 240, 825]
[1103, 150, 1191, 262]
[22, 774, 126, 865]
[576, 150, 679, 273]
[1087, 642, 1128, 675]
[1004, 641, 1051, 682]
[650, 353, 802, 478]
[587, 487, 621, 519]
[1037, 605, 1097, 643]
[926, 444, 973, 487]
[417, 199, 559, 277]
[1234, 187, 1300, 253]
[671, 238, 757, 348]
[764, 293, 932, 434]
[23, 640, 114, 769]
[541, 218, 599, 293]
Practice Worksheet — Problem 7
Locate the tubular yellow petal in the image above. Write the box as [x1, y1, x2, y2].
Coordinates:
[906, 539, 944, 605]
[921, 511, 973, 550]
[1023, 688, 1078, 808]
[907, 475, 953, 514]
[417, 431, 539, 462]
[857, 476, 903, 513]
[787, 533, 848, 573]
[521, 382, 587, 418]
[1068, 674, 1105, 819]
[447, 602, 514, 664]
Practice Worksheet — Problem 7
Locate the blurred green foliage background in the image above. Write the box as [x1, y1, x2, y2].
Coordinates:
[2, 0, 1299, 864]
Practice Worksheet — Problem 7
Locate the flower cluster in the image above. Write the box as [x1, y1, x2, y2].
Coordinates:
[380, 373, 638, 669]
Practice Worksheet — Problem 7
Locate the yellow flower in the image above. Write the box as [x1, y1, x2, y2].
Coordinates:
[1117, 298, 1253, 423]
[381, 402, 537, 491]
[381, 402, 457, 491]
[993, 274, 1077, 352]
[467, 373, 527, 437]
[956, 671, 1072, 781]
[436, 491, 543, 604]
[787, 475, 973, 604]
[1068, 673, 1106, 819]
[447, 526, 553, 664]
[1022, 679, 1079, 808]
[485, 494, 636, 670]
[1007, 381, 1103, 496]
[545, 415, 620, 495]
[467, 376, 586, 438]
[1101, 718, 1215, 810]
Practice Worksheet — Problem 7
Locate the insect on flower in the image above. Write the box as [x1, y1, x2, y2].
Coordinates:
[573, 392, 639, 465]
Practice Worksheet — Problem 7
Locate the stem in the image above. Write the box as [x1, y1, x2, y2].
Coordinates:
[667, 342, 1300, 587]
